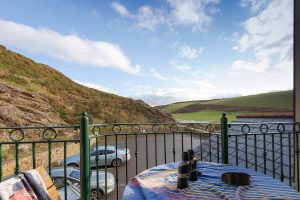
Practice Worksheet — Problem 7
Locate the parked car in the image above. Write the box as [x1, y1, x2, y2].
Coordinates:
[64, 145, 130, 168]
[52, 167, 115, 199]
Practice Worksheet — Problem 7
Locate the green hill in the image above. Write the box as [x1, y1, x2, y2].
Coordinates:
[159, 101, 200, 113]
[0, 45, 173, 126]
[202, 91, 293, 109]
[158, 91, 293, 122]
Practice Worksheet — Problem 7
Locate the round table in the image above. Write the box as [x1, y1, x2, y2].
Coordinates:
[122, 162, 300, 200]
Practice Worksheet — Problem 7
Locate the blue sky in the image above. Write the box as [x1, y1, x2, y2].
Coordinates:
[0, 0, 293, 105]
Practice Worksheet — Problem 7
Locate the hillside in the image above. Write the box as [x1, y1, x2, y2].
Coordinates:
[158, 100, 211, 113]
[0, 45, 173, 126]
[202, 91, 293, 109]
[158, 91, 293, 122]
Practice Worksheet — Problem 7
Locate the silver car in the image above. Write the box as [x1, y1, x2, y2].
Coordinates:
[52, 167, 115, 199]
[65, 145, 131, 168]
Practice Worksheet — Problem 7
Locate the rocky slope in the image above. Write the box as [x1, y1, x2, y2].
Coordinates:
[0, 82, 65, 126]
[0, 45, 173, 126]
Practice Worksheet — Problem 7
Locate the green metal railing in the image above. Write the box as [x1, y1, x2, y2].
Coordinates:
[0, 112, 299, 200]
[89, 121, 220, 200]
[0, 124, 80, 199]
[80, 112, 90, 200]
[221, 113, 228, 164]
[225, 121, 300, 189]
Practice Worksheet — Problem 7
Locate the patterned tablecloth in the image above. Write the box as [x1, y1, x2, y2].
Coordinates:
[122, 162, 300, 200]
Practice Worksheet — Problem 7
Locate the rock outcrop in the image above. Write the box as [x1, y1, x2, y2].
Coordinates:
[0, 82, 66, 126]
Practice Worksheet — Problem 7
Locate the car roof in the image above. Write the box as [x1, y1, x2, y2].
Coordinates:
[92, 145, 116, 150]
[51, 167, 78, 178]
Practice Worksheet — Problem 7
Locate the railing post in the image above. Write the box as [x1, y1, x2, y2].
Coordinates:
[221, 113, 229, 164]
[80, 112, 90, 200]
[15, 143, 20, 175]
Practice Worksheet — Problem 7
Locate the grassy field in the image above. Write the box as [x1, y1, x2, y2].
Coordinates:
[172, 110, 244, 122]
[158, 90, 292, 122]
[160, 101, 200, 113]
[203, 91, 293, 109]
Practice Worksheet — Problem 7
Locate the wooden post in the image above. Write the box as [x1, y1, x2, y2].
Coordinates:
[294, 0, 300, 191]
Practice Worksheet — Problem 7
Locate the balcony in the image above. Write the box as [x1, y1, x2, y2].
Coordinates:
[0, 112, 299, 199]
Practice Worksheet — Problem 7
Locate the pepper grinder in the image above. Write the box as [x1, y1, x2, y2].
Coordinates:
[177, 151, 189, 189]
[188, 149, 198, 181]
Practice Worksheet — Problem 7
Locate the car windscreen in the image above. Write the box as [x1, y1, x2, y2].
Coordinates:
[69, 170, 80, 180]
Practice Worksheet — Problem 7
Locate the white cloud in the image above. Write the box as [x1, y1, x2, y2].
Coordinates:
[111, 0, 220, 32]
[111, 2, 133, 17]
[231, 0, 293, 75]
[129, 62, 292, 106]
[132, 0, 294, 106]
[192, 71, 215, 80]
[128, 77, 220, 106]
[240, 0, 269, 13]
[74, 80, 115, 94]
[174, 64, 191, 71]
[167, 0, 220, 32]
[111, 2, 164, 31]
[0, 19, 140, 74]
[133, 81, 217, 106]
[179, 45, 203, 59]
[123, 83, 153, 96]
[233, 34, 250, 52]
[136, 6, 165, 31]
[150, 68, 167, 80]
[134, 66, 293, 105]
[230, 58, 270, 74]
[218, 32, 240, 43]
[223, 66, 292, 97]
[169, 60, 191, 71]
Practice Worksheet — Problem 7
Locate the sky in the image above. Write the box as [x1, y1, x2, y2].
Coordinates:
[0, 0, 293, 106]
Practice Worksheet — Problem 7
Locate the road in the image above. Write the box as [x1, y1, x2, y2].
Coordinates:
[97, 133, 201, 199]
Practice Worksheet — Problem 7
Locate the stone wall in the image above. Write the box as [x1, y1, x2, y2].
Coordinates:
[2, 140, 95, 177]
